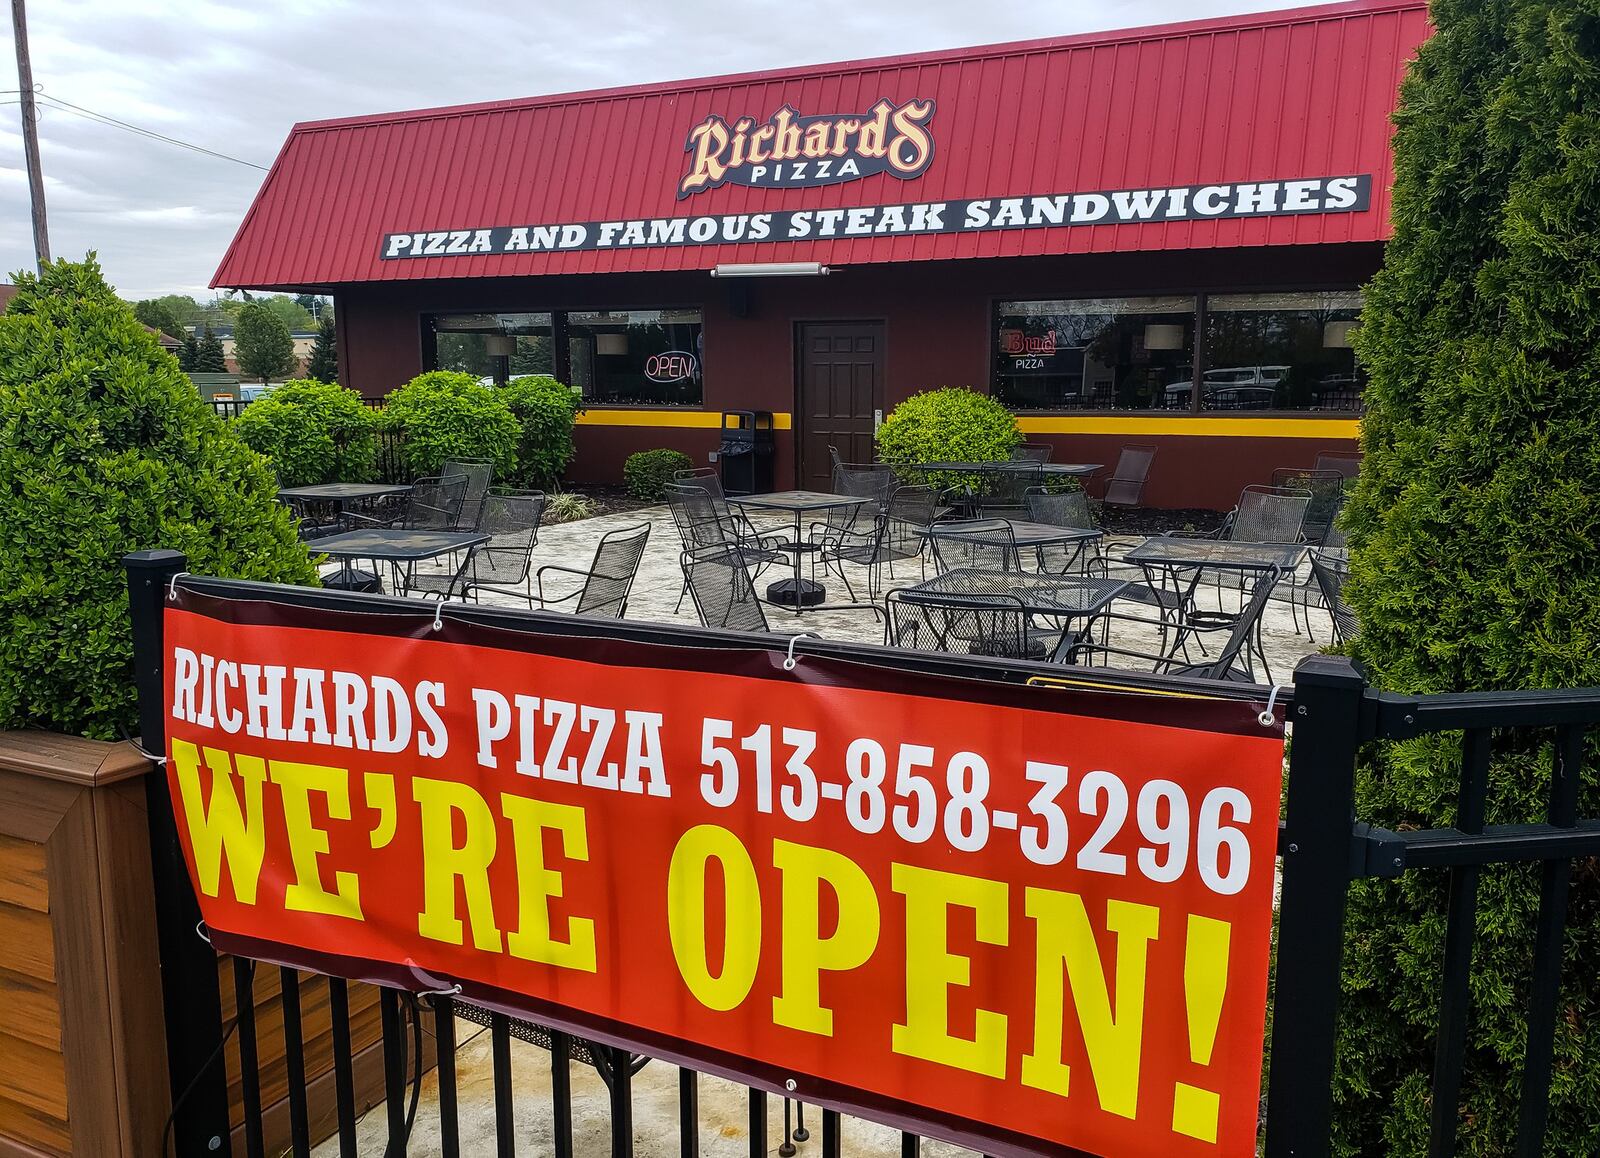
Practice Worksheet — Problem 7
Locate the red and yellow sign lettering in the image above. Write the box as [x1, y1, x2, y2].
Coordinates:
[162, 589, 1283, 1157]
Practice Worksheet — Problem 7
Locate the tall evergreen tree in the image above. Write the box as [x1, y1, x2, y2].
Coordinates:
[177, 330, 199, 371]
[305, 315, 338, 382]
[1334, 0, 1600, 1151]
[234, 303, 297, 384]
[194, 324, 227, 373]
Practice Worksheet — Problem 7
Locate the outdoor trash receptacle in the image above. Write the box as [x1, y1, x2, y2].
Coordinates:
[718, 410, 774, 495]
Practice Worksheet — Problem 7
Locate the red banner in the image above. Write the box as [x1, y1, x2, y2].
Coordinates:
[161, 588, 1284, 1157]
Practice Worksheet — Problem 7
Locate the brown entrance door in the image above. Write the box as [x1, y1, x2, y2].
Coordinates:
[796, 321, 885, 491]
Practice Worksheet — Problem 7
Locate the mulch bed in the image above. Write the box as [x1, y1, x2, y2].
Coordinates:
[565, 484, 658, 518]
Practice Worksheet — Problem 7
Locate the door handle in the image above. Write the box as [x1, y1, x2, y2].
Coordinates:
[873, 408, 883, 430]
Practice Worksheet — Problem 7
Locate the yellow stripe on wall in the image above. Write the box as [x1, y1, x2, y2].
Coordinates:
[576, 409, 794, 430]
[1015, 415, 1361, 439]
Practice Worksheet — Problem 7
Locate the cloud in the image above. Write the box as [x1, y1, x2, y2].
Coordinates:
[1, 0, 1283, 300]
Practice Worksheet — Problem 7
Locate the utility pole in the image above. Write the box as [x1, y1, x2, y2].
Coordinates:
[11, 0, 50, 268]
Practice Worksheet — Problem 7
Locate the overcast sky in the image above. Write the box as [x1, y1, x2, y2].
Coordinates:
[3, 0, 1293, 300]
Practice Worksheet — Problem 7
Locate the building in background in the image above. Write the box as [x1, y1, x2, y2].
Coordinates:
[189, 324, 317, 379]
[212, 0, 1428, 507]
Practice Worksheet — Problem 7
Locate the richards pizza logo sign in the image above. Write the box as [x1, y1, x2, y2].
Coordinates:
[678, 99, 935, 198]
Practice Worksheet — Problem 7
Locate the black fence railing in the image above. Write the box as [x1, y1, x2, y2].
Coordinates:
[124, 555, 1600, 1158]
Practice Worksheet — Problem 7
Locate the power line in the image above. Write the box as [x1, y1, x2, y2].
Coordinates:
[34, 90, 269, 170]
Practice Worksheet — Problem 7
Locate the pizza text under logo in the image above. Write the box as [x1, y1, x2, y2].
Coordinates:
[679, 99, 935, 198]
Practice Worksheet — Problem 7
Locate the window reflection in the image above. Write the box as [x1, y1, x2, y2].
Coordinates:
[429, 313, 554, 384]
[566, 309, 704, 406]
[993, 298, 1196, 411]
[1200, 292, 1363, 411]
[424, 308, 704, 405]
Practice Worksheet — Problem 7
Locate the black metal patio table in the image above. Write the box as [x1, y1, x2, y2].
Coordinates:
[917, 519, 1101, 551]
[1120, 536, 1306, 679]
[726, 490, 872, 609]
[277, 482, 413, 503]
[901, 567, 1129, 661]
[913, 461, 1103, 477]
[312, 528, 489, 595]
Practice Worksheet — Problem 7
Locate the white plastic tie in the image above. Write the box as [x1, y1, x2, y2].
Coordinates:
[167, 570, 190, 601]
[783, 632, 820, 671]
[419, 982, 463, 1000]
[195, 920, 212, 945]
[431, 597, 454, 632]
[1259, 685, 1288, 728]
[125, 738, 167, 766]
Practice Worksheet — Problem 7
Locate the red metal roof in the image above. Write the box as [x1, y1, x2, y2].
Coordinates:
[213, 0, 1430, 289]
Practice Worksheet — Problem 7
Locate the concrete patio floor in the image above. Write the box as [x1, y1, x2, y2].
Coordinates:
[313, 503, 1326, 1156]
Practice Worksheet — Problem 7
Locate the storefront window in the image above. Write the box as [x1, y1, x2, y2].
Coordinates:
[993, 297, 1196, 411]
[423, 308, 704, 404]
[1201, 292, 1363, 411]
[566, 309, 704, 406]
[428, 313, 555, 384]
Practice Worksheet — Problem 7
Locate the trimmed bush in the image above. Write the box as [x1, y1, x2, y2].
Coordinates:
[1333, 1, 1600, 1152]
[623, 448, 693, 500]
[874, 388, 1020, 473]
[380, 371, 520, 480]
[0, 256, 318, 740]
[500, 374, 581, 488]
[233, 378, 376, 486]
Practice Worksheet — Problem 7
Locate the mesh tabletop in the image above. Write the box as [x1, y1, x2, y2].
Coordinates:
[914, 461, 1102, 476]
[276, 483, 411, 502]
[313, 529, 489, 561]
[1122, 537, 1305, 570]
[917, 520, 1101, 548]
[906, 568, 1129, 616]
[728, 491, 872, 513]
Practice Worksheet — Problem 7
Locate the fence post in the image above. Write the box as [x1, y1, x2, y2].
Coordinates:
[1264, 654, 1368, 1157]
[125, 550, 234, 1157]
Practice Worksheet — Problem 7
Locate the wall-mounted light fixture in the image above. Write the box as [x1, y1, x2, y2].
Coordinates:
[1323, 319, 1357, 348]
[1143, 323, 1185, 351]
[711, 262, 830, 278]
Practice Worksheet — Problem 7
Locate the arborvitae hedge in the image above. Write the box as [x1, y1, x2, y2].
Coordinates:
[0, 257, 318, 739]
[1334, 1, 1600, 1151]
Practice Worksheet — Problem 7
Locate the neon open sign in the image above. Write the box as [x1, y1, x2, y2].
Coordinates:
[645, 350, 698, 383]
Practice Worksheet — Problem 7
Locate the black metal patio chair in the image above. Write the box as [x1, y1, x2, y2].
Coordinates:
[1011, 443, 1053, 463]
[681, 543, 770, 633]
[1097, 444, 1157, 508]
[976, 462, 1043, 518]
[535, 522, 651, 619]
[408, 490, 546, 605]
[441, 458, 495, 530]
[1077, 566, 1282, 682]
[664, 482, 786, 611]
[925, 519, 1021, 574]
[1311, 548, 1359, 646]
[1271, 467, 1345, 545]
[885, 589, 1046, 660]
[1024, 486, 1104, 574]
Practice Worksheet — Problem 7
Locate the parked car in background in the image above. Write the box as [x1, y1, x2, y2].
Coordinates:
[1163, 365, 1288, 410]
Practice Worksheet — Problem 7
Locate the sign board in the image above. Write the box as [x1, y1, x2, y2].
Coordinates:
[380, 174, 1372, 261]
[160, 588, 1285, 1157]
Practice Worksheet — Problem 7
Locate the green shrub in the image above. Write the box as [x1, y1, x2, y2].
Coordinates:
[874, 388, 1020, 485]
[0, 256, 318, 740]
[499, 374, 580, 488]
[1332, 1, 1600, 1151]
[623, 448, 693, 500]
[380, 371, 520, 480]
[233, 378, 376, 486]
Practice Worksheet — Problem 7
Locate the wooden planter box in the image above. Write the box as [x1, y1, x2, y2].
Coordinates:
[0, 732, 415, 1157]
[0, 731, 169, 1157]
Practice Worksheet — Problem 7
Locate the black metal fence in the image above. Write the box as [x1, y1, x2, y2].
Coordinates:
[125, 555, 1600, 1158]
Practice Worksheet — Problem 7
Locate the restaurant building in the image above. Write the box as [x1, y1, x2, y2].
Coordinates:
[213, 0, 1430, 508]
